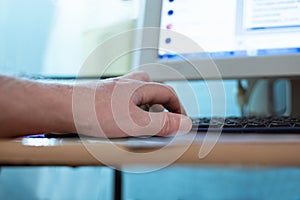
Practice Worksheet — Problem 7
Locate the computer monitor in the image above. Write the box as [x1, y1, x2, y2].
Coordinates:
[136, 0, 300, 82]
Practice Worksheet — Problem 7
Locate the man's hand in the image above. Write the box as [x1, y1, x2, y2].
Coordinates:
[72, 71, 192, 138]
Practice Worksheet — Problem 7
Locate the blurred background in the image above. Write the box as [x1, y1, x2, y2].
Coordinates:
[0, 0, 139, 76]
[1, 0, 299, 199]
[0, 0, 240, 116]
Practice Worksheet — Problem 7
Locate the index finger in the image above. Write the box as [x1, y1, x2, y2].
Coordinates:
[132, 82, 187, 115]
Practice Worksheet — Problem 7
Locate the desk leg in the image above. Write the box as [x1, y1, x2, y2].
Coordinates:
[113, 169, 122, 200]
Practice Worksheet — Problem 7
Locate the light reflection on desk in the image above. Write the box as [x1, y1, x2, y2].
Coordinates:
[22, 138, 58, 146]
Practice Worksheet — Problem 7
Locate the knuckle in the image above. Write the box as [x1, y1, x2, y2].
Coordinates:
[141, 72, 151, 81]
[165, 85, 176, 93]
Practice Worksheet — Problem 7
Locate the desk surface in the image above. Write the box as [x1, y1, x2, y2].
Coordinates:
[1, 133, 300, 167]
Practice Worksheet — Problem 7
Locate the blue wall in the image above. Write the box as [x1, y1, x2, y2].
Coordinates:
[0, 0, 55, 75]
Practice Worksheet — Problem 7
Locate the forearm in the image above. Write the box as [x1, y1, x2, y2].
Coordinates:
[0, 76, 75, 137]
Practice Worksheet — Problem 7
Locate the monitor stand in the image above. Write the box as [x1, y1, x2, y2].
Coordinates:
[241, 78, 300, 116]
[289, 79, 300, 116]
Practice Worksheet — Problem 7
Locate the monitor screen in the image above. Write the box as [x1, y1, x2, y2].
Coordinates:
[137, 0, 300, 81]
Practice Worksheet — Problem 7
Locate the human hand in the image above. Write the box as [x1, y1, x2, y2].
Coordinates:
[72, 71, 192, 138]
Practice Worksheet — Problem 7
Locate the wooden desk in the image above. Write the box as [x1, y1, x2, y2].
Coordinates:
[1, 133, 300, 167]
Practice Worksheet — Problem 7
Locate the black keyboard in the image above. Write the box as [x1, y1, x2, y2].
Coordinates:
[192, 116, 300, 133]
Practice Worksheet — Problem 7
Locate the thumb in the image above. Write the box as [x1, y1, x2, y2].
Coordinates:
[150, 112, 192, 137]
